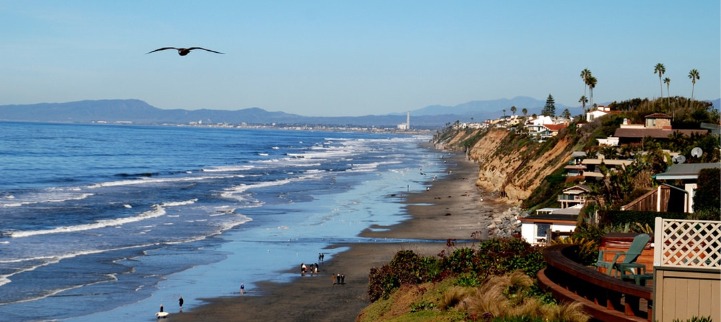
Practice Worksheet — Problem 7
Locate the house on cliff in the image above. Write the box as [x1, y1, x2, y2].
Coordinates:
[520, 208, 580, 245]
[580, 156, 633, 180]
[558, 185, 589, 208]
[564, 151, 587, 177]
[593, 113, 708, 147]
[585, 105, 622, 122]
[621, 163, 721, 213]
[613, 113, 708, 146]
[525, 116, 569, 141]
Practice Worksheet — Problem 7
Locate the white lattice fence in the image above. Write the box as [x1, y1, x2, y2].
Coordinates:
[654, 217, 721, 269]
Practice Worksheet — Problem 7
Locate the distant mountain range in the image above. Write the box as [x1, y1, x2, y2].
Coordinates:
[0, 97, 717, 128]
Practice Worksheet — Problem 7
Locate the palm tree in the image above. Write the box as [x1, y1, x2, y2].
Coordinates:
[522, 108, 528, 117]
[579, 95, 588, 112]
[580, 68, 591, 98]
[654, 63, 665, 98]
[688, 69, 700, 101]
[510, 106, 517, 115]
[664, 77, 671, 106]
[587, 76, 597, 109]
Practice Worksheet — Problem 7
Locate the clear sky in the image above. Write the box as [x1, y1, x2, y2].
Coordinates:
[1, 1, 719, 117]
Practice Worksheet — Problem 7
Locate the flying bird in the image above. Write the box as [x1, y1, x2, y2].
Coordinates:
[146, 47, 224, 56]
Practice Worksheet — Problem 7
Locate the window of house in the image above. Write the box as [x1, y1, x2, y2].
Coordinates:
[537, 223, 551, 238]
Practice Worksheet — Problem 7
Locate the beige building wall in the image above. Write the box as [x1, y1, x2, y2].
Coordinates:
[653, 268, 721, 322]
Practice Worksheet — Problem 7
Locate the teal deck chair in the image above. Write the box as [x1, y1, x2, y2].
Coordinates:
[595, 234, 650, 276]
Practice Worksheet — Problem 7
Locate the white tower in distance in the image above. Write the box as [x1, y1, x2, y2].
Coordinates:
[407, 111, 410, 130]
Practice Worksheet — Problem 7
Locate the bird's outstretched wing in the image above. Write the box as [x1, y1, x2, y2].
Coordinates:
[146, 47, 178, 54]
[188, 47, 224, 54]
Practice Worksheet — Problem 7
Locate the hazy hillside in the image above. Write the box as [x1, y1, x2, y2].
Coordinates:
[411, 96, 577, 119]
[0, 99, 539, 128]
[1, 97, 715, 128]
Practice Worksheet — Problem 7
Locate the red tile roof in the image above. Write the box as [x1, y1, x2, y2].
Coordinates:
[644, 113, 672, 119]
[543, 124, 568, 131]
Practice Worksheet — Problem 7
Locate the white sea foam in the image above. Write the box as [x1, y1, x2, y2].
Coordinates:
[87, 174, 242, 188]
[220, 174, 321, 201]
[348, 161, 403, 172]
[9, 206, 167, 238]
[160, 199, 198, 207]
[163, 215, 252, 245]
[0, 192, 94, 208]
[201, 165, 254, 172]
[0, 243, 156, 290]
[0, 272, 119, 306]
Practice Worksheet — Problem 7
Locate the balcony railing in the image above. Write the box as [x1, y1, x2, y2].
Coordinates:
[539, 244, 652, 322]
[557, 195, 586, 202]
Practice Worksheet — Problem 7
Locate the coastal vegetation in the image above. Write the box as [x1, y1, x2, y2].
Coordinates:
[367, 93, 718, 321]
[360, 239, 588, 322]
[436, 96, 718, 212]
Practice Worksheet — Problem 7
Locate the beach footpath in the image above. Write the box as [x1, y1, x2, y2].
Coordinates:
[169, 153, 509, 322]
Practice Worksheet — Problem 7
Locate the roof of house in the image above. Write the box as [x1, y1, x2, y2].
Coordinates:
[645, 113, 672, 119]
[563, 185, 590, 194]
[701, 122, 721, 135]
[519, 213, 578, 223]
[582, 158, 633, 166]
[571, 151, 587, 158]
[543, 123, 568, 132]
[654, 163, 721, 180]
[614, 128, 708, 139]
[588, 109, 622, 115]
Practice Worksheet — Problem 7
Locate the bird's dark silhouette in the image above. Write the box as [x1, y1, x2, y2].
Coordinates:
[146, 47, 224, 56]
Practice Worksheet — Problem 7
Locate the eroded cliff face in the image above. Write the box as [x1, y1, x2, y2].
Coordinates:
[467, 130, 573, 204]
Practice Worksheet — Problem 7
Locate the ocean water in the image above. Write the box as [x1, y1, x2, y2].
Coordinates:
[0, 122, 448, 321]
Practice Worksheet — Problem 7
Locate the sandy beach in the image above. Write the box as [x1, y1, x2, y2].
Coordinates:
[169, 152, 509, 322]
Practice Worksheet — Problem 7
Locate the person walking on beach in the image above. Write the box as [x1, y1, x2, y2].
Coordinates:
[240, 283, 245, 295]
[179, 296, 183, 311]
[332, 273, 336, 285]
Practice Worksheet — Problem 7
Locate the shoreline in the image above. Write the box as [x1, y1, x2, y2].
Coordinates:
[169, 152, 509, 322]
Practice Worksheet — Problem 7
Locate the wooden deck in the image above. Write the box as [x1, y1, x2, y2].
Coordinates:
[539, 244, 653, 322]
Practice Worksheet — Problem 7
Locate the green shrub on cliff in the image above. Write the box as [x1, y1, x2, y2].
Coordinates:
[360, 270, 588, 322]
[367, 238, 545, 302]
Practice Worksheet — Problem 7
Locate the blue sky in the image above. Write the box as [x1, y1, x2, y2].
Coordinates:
[1, 1, 719, 116]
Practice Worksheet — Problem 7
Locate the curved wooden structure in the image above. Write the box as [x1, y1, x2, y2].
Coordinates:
[538, 244, 653, 322]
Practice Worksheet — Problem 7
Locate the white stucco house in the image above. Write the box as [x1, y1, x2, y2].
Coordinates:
[519, 207, 581, 245]
[585, 105, 620, 122]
